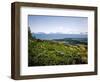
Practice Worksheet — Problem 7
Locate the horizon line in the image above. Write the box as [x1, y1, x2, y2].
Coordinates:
[31, 32, 88, 34]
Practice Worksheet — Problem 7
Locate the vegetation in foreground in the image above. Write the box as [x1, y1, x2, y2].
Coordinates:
[28, 27, 88, 66]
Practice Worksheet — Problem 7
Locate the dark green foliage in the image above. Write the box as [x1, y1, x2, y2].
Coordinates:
[28, 27, 32, 40]
[54, 38, 87, 45]
[28, 39, 87, 66]
[28, 27, 36, 40]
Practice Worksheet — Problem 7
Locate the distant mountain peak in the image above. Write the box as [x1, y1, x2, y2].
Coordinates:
[80, 32, 88, 35]
[33, 32, 46, 34]
[33, 32, 88, 35]
[32, 32, 87, 40]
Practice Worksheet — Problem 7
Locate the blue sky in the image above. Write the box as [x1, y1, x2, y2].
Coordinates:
[28, 15, 88, 34]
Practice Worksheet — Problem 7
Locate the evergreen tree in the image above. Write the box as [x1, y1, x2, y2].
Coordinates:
[28, 27, 36, 40]
[28, 27, 32, 40]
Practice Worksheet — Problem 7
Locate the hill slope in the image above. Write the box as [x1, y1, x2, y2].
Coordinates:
[28, 39, 87, 66]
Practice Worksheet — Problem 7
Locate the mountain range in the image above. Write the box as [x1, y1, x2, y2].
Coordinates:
[32, 32, 87, 40]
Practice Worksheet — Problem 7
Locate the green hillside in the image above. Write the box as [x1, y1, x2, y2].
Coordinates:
[28, 27, 87, 66]
[28, 39, 87, 66]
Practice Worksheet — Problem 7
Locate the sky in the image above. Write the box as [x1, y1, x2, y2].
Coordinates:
[28, 15, 88, 34]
